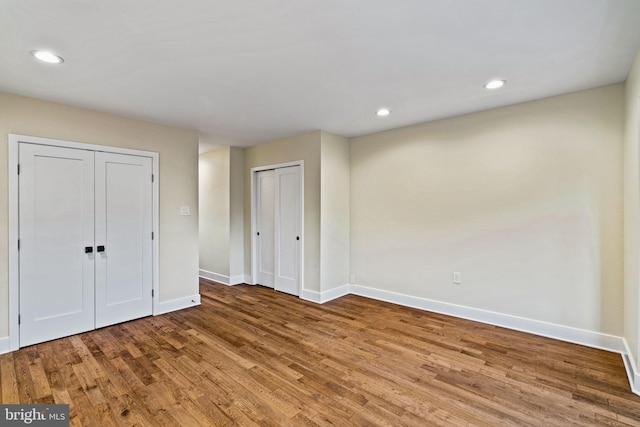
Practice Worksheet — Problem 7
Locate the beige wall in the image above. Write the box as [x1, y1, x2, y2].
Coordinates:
[229, 147, 245, 278]
[320, 131, 350, 291]
[244, 131, 322, 292]
[624, 50, 640, 368]
[199, 146, 244, 279]
[199, 148, 231, 275]
[351, 85, 624, 334]
[0, 92, 200, 338]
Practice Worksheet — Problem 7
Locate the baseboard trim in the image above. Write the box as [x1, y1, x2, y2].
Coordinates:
[154, 294, 201, 316]
[0, 336, 10, 355]
[321, 285, 351, 303]
[350, 284, 625, 354]
[300, 289, 321, 303]
[301, 285, 350, 304]
[199, 269, 246, 286]
[622, 338, 640, 396]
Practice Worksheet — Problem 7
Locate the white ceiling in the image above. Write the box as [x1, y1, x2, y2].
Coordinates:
[2, 0, 640, 149]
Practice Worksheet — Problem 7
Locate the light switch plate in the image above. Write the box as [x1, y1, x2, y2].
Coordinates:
[453, 272, 461, 284]
[180, 206, 191, 216]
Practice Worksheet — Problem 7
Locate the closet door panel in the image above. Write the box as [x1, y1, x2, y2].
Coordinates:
[19, 143, 95, 346]
[256, 169, 275, 288]
[95, 152, 153, 328]
[274, 166, 300, 296]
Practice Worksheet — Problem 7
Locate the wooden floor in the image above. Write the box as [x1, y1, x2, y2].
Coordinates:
[1, 280, 640, 426]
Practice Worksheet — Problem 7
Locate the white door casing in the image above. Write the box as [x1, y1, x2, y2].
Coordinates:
[19, 143, 96, 346]
[95, 152, 153, 328]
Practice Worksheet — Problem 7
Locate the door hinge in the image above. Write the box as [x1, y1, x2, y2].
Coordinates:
[17, 164, 20, 175]
[17, 239, 20, 250]
[151, 231, 154, 240]
[18, 314, 20, 325]
[151, 174, 154, 183]
[152, 289, 155, 297]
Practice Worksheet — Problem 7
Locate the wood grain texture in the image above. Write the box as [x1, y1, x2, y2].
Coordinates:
[1, 279, 639, 426]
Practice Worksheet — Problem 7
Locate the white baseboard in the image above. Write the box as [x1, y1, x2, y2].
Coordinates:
[301, 285, 350, 304]
[300, 289, 322, 303]
[622, 338, 640, 396]
[154, 294, 201, 316]
[321, 285, 350, 303]
[199, 269, 246, 286]
[0, 336, 10, 355]
[350, 284, 625, 354]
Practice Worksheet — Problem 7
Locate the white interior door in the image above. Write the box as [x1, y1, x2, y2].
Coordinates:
[274, 166, 300, 296]
[19, 143, 96, 346]
[256, 170, 275, 287]
[95, 152, 153, 328]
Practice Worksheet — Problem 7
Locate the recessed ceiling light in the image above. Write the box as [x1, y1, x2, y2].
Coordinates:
[376, 108, 391, 117]
[30, 50, 64, 64]
[484, 79, 506, 89]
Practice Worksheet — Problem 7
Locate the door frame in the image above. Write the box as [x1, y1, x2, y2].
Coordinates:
[7, 134, 160, 351]
[250, 161, 304, 296]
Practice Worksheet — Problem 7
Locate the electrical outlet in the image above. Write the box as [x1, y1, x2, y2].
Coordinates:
[180, 206, 191, 216]
[349, 274, 356, 284]
[453, 272, 461, 284]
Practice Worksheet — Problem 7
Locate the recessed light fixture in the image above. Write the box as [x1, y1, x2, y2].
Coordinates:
[484, 79, 506, 90]
[30, 50, 64, 64]
[376, 108, 391, 117]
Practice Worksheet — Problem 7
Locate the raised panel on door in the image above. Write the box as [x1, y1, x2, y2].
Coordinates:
[274, 166, 300, 296]
[19, 143, 95, 346]
[256, 170, 275, 288]
[95, 152, 153, 328]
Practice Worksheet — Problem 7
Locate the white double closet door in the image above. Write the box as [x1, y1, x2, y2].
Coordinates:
[19, 143, 153, 347]
[255, 166, 301, 296]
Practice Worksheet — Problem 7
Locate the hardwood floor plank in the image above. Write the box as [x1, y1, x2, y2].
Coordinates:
[2, 279, 640, 426]
[0, 354, 19, 403]
[12, 349, 37, 403]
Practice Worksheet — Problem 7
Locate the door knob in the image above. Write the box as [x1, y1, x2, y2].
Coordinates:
[97, 245, 105, 252]
[85, 246, 93, 253]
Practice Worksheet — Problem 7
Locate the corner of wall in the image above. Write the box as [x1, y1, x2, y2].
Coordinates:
[154, 294, 201, 316]
[622, 338, 640, 396]
[624, 46, 640, 377]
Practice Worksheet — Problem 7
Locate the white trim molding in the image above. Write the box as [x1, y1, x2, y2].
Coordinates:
[622, 339, 640, 396]
[8, 136, 19, 352]
[301, 285, 350, 304]
[199, 269, 246, 286]
[154, 294, 201, 316]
